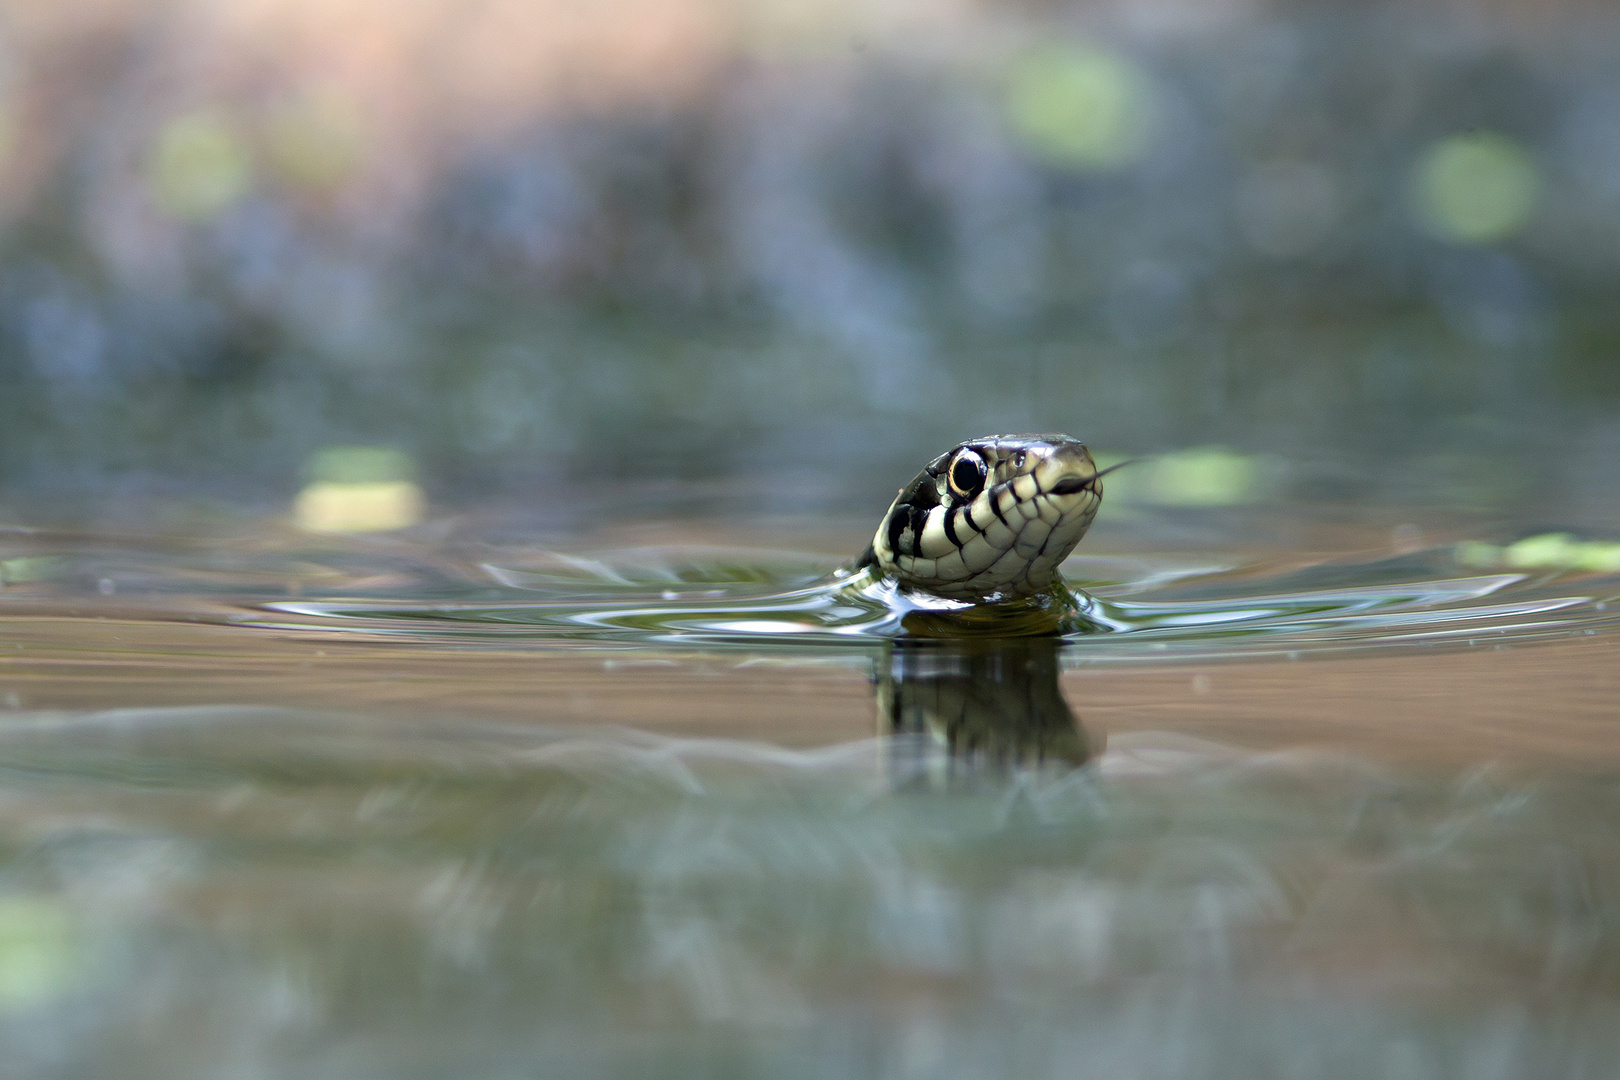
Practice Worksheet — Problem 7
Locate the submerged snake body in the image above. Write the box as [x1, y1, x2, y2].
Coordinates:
[861, 433, 1105, 602]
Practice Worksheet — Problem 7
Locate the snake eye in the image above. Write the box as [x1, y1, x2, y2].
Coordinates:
[948, 449, 987, 499]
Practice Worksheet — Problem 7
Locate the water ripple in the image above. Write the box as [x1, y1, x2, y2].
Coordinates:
[238, 550, 1620, 659]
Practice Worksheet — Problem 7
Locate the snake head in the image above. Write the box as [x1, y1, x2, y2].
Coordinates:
[865, 434, 1107, 602]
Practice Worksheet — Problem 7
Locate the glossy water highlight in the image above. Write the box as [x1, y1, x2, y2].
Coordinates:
[242, 544, 1620, 659]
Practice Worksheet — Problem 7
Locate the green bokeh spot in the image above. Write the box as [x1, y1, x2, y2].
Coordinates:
[1504, 533, 1620, 573]
[0, 556, 61, 584]
[1413, 132, 1539, 244]
[304, 445, 417, 484]
[1453, 541, 1502, 569]
[1004, 44, 1155, 171]
[1144, 447, 1260, 507]
[0, 898, 81, 1009]
[148, 110, 253, 221]
[1456, 534, 1620, 573]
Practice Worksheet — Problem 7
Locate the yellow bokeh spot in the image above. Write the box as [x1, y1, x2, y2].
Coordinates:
[295, 481, 425, 533]
[264, 90, 365, 192]
[295, 446, 424, 533]
[1004, 44, 1155, 171]
[0, 898, 81, 1009]
[1413, 132, 1539, 244]
[147, 110, 252, 221]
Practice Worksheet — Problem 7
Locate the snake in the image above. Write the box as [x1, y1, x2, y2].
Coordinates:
[858, 433, 1114, 603]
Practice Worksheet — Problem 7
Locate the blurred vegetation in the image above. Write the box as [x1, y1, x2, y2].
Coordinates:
[0, 0, 1616, 516]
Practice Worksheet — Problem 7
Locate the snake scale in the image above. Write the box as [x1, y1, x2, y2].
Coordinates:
[859, 433, 1113, 603]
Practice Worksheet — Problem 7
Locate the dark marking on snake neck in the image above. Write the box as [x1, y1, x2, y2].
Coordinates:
[990, 487, 1011, 528]
[907, 503, 929, 551]
[887, 507, 908, 557]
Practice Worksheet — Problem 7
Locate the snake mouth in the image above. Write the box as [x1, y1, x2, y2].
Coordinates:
[1048, 459, 1131, 497]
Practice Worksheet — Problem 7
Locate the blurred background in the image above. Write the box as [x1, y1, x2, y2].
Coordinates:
[0, 0, 1617, 523]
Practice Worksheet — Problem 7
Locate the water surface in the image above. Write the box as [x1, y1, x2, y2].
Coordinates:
[1, 510, 1618, 1077]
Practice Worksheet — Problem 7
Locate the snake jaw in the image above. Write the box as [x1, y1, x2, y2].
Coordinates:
[868, 433, 1105, 602]
[1034, 443, 1102, 502]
